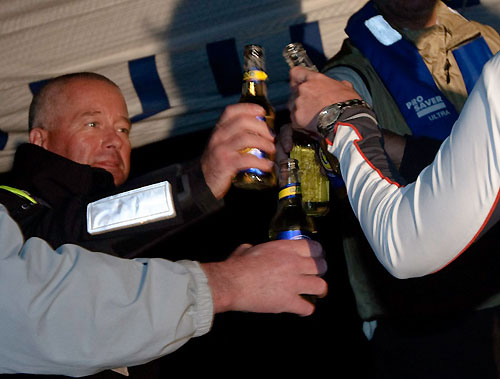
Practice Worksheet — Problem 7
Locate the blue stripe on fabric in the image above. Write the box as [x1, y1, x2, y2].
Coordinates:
[206, 38, 242, 97]
[0, 130, 7, 150]
[453, 36, 492, 94]
[289, 21, 326, 70]
[29, 79, 50, 96]
[129, 55, 170, 123]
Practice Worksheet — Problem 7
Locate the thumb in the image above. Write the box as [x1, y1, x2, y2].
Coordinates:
[231, 243, 253, 257]
[290, 66, 316, 87]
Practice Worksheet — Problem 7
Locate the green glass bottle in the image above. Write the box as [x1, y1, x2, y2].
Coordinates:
[283, 42, 331, 216]
[232, 44, 277, 190]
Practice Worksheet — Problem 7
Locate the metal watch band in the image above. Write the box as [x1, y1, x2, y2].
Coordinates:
[317, 99, 372, 138]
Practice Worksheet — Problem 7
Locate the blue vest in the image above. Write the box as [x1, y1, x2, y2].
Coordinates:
[346, 1, 492, 140]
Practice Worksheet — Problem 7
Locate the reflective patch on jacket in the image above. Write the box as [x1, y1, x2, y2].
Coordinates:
[87, 181, 176, 235]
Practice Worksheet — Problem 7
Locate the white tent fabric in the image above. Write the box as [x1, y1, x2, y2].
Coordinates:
[0, 0, 498, 174]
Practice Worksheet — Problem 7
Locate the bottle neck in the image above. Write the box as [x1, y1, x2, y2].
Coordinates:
[241, 69, 268, 98]
[283, 47, 317, 71]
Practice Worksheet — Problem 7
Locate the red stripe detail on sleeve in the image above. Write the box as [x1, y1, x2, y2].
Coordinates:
[334, 121, 404, 188]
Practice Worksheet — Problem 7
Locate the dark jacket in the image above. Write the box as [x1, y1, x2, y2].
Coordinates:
[0, 143, 224, 379]
[0, 143, 223, 259]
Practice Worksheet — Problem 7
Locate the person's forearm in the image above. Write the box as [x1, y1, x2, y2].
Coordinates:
[328, 53, 500, 279]
[0, 206, 213, 376]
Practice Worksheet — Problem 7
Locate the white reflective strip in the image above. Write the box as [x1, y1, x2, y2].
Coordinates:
[365, 15, 402, 46]
[87, 181, 176, 235]
[416, 102, 447, 118]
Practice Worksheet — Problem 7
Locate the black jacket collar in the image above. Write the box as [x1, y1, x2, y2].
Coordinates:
[8, 143, 115, 206]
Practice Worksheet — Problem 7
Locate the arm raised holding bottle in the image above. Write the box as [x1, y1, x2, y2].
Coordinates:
[287, 56, 500, 278]
[201, 103, 276, 199]
[276, 67, 358, 165]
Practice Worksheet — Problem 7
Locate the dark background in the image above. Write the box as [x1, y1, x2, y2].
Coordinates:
[129, 108, 372, 376]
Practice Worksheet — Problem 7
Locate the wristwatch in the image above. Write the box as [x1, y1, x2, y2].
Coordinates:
[316, 99, 372, 177]
[317, 99, 372, 138]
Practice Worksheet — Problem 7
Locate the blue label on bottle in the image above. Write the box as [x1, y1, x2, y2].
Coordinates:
[245, 167, 264, 175]
[276, 230, 311, 240]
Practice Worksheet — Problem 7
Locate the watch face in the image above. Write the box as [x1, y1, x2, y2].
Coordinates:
[317, 99, 371, 137]
[318, 104, 341, 132]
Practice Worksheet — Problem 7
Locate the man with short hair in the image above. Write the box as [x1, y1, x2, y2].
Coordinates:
[0, 72, 328, 378]
[2, 72, 276, 255]
[28, 73, 132, 187]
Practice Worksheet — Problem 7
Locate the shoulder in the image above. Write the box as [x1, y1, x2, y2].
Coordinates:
[471, 21, 500, 54]
[0, 186, 46, 231]
[437, 2, 500, 53]
[323, 39, 371, 73]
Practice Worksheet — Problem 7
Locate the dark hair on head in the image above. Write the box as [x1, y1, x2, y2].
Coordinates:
[28, 72, 119, 131]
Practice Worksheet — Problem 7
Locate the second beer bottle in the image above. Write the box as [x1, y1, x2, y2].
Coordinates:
[232, 44, 277, 190]
[283, 42, 331, 216]
[269, 158, 315, 240]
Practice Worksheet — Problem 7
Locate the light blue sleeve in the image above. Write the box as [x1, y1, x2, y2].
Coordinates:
[324, 66, 374, 106]
[0, 205, 213, 377]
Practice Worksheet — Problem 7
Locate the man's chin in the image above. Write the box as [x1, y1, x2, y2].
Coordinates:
[93, 164, 127, 186]
[109, 170, 127, 186]
[113, 175, 127, 186]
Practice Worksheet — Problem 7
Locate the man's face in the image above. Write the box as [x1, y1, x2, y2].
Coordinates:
[32, 78, 132, 186]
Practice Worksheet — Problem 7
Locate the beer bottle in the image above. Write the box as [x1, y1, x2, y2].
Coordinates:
[283, 42, 331, 216]
[269, 159, 317, 303]
[290, 133, 330, 217]
[269, 159, 315, 241]
[283, 42, 317, 70]
[232, 44, 277, 190]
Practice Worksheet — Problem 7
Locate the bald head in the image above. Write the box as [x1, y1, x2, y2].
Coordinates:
[29, 72, 120, 132]
[28, 73, 132, 186]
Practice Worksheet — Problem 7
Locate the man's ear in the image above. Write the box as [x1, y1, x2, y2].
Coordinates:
[29, 127, 49, 148]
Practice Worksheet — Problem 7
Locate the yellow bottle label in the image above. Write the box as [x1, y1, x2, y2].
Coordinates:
[243, 70, 268, 82]
[279, 184, 300, 200]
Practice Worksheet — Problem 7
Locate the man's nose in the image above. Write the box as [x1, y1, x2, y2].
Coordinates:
[102, 128, 123, 149]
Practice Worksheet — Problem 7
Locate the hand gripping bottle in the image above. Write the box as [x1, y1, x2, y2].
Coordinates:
[283, 42, 331, 216]
[233, 44, 277, 190]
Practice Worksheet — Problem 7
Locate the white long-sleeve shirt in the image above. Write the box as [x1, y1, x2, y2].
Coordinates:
[328, 52, 500, 279]
[0, 205, 213, 376]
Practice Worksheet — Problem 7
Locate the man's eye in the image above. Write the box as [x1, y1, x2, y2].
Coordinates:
[87, 122, 98, 128]
[118, 127, 130, 136]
